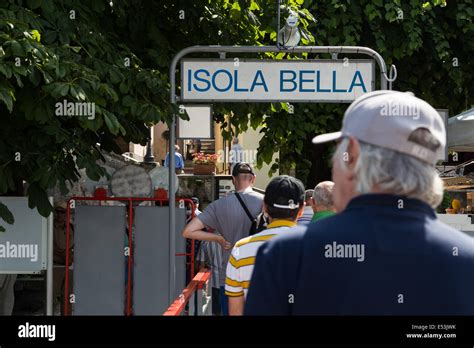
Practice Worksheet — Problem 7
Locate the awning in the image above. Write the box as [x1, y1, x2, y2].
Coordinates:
[448, 108, 474, 152]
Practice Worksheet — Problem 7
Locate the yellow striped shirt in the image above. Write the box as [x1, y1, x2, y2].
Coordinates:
[225, 220, 297, 298]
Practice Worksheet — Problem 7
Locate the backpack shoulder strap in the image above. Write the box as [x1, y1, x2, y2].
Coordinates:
[235, 193, 254, 222]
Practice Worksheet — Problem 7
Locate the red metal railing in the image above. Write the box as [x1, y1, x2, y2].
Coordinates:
[64, 195, 196, 316]
[163, 268, 212, 316]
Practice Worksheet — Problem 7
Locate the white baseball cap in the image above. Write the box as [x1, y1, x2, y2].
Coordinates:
[312, 90, 446, 165]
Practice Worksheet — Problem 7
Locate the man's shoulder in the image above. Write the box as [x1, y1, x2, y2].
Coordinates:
[228, 190, 264, 202]
[204, 194, 236, 207]
[304, 212, 347, 236]
[202, 193, 251, 214]
[242, 190, 264, 200]
[234, 235, 252, 249]
[258, 225, 308, 256]
[427, 219, 474, 257]
[216, 193, 238, 205]
[305, 208, 474, 259]
[235, 228, 281, 249]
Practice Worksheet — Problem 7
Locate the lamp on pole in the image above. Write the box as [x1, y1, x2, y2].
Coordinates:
[277, 0, 301, 49]
[143, 125, 156, 165]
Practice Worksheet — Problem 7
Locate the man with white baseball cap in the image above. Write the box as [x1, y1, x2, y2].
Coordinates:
[246, 90, 474, 315]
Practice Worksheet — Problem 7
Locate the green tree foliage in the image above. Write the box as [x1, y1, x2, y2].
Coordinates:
[255, 0, 473, 185]
[0, 1, 179, 222]
[0, 0, 472, 229]
[0, 0, 313, 228]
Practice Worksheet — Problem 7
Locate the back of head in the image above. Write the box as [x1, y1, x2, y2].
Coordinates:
[304, 189, 314, 205]
[264, 175, 305, 221]
[313, 91, 446, 210]
[332, 137, 443, 208]
[232, 162, 255, 191]
[313, 181, 335, 209]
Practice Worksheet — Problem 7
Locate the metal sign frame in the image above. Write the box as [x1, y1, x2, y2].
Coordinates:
[0, 197, 54, 315]
[180, 58, 376, 103]
[0, 197, 48, 274]
[167, 45, 391, 304]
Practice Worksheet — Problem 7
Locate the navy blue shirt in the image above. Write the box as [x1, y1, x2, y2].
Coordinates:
[245, 194, 474, 315]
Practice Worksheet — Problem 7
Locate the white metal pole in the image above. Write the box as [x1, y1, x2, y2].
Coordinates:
[169, 117, 176, 304]
[46, 197, 54, 315]
[167, 44, 391, 306]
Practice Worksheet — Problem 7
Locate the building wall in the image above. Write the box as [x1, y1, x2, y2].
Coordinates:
[240, 126, 278, 190]
[153, 122, 168, 166]
[214, 122, 226, 174]
[213, 117, 278, 190]
[129, 143, 146, 161]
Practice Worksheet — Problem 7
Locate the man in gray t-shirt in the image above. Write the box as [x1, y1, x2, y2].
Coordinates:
[182, 162, 263, 315]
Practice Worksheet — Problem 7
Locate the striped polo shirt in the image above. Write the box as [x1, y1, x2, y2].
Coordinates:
[225, 220, 297, 298]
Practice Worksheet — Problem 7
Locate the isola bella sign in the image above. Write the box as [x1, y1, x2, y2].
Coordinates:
[181, 59, 374, 103]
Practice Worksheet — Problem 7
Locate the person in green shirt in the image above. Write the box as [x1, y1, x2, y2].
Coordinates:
[311, 181, 336, 222]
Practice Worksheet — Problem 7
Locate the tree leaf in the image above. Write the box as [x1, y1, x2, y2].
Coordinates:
[0, 202, 14, 228]
[0, 83, 14, 112]
[103, 110, 120, 135]
[59, 83, 69, 97]
[27, 182, 53, 218]
[27, 0, 42, 10]
[10, 40, 24, 56]
[0, 64, 12, 79]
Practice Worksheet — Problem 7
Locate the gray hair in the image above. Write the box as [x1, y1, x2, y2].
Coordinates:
[312, 181, 335, 208]
[332, 138, 443, 208]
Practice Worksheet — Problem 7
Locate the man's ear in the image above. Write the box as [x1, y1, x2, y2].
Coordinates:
[251, 175, 256, 185]
[263, 203, 269, 215]
[346, 136, 360, 175]
[296, 206, 304, 219]
[310, 198, 318, 212]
